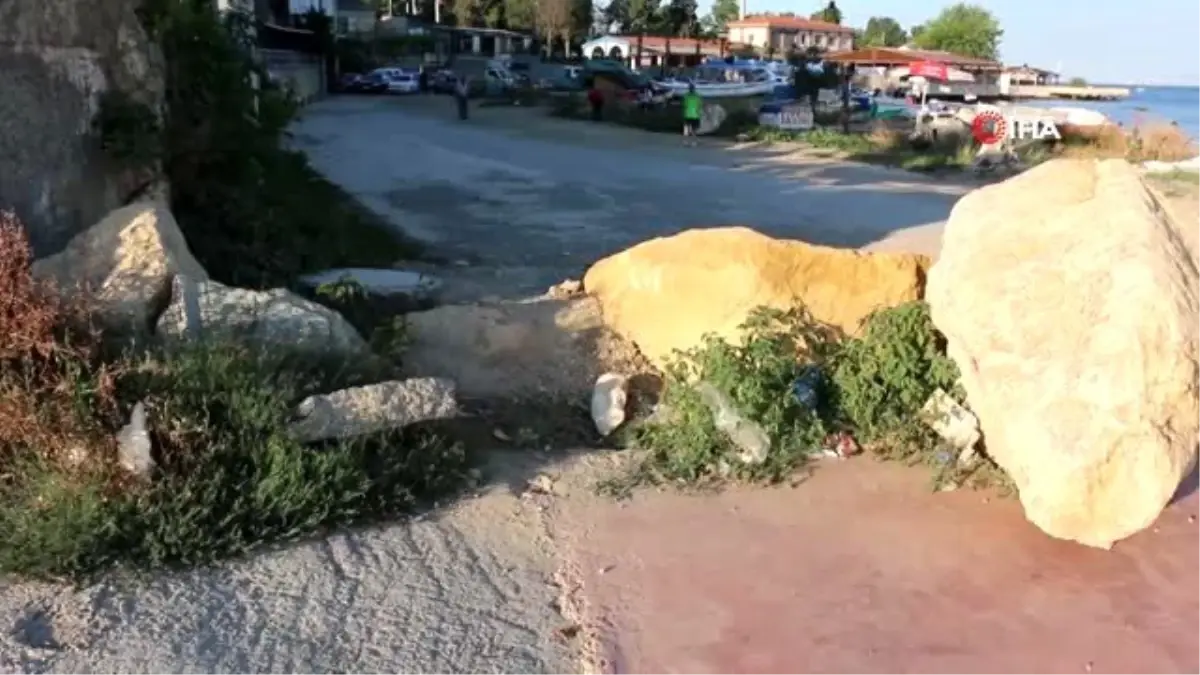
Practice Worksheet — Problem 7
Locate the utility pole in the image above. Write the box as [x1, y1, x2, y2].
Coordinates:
[434, 0, 441, 23]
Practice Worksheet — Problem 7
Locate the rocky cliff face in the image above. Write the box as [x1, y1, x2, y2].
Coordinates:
[0, 0, 165, 254]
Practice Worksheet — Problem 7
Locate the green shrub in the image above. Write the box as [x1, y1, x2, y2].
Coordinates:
[613, 307, 838, 491]
[827, 301, 961, 444]
[0, 341, 467, 580]
[609, 301, 1012, 495]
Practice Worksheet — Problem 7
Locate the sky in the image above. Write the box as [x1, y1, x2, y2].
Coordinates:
[735, 0, 1200, 86]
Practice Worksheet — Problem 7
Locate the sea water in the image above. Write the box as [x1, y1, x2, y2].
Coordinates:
[1023, 85, 1199, 140]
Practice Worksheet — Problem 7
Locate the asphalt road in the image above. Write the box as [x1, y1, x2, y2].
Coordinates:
[291, 95, 965, 298]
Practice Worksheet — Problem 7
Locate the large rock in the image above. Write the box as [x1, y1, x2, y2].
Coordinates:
[582, 227, 929, 368]
[31, 202, 207, 332]
[0, 0, 165, 254]
[927, 158, 1199, 548]
[157, 276, 370, 360]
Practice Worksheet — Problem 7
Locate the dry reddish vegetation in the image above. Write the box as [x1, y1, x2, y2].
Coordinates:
[0, 212, 121, 471]
[1061, 122, 1198, 162]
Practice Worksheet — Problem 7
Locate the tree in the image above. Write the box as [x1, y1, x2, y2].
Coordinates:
[505, 0, 537, 29]
[448, 0, 484, 25]
[663, 0, 699, 36]
[601, 0, 632, 31]
[908, 24, 924, 41]
[626, 0, 661, 33]
[568, 0, 594, 39]
[910, 3, 1002, 60]
[809, 1, 841, 24]
[536, 0, 571, 53]
[710, 0, 739, 33]
[860, 16, 907, 47]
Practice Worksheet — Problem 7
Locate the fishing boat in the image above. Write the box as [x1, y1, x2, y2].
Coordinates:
[657, 59, 793, 98]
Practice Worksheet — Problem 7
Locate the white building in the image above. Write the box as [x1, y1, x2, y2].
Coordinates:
[580, 35, 726, 69]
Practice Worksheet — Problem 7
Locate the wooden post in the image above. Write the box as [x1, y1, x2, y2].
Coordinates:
[841, 63, 851, 134]
[663, 37, 671, 77]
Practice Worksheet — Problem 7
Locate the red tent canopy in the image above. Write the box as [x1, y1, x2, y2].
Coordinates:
[908, 61, 949, 81]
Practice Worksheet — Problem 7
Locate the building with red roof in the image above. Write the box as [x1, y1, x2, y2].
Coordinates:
[725, 14, 855, 54]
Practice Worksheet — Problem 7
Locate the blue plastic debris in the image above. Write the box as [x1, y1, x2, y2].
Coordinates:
[790, 365, 823, 410]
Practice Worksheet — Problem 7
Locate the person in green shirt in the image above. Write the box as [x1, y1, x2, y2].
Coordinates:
[681, 83, 703, 147]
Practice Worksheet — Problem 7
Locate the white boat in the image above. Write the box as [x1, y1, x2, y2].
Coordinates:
[659, 59, 791, 98]
[659, 79, 779, 97]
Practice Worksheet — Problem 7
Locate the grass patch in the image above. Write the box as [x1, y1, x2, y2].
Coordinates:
[604, 302, 1013, 496]
[1147, 168, 1200, 197]
[742, 119, 1197, 175]
[0, 214, 466, 581]
[2, 343, 467, 580]
[174, 148, 424, 289]
[743, 124, 981, 173]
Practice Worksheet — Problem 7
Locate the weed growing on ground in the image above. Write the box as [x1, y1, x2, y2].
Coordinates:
[0, 220, 466, 581]
[607, 301, 1013, 496]
[2, 342, 468, 580]
[609, 307, 838, 492]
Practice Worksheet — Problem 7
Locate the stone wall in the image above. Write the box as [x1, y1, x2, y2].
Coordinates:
[0, 0, 165, 255]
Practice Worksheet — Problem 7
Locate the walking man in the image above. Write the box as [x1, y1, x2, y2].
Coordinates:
[681, 83, 702, 147]
[455, 76, 470, 120]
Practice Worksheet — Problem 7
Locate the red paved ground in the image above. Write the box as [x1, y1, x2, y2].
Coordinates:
[554, 459, 1199, 674]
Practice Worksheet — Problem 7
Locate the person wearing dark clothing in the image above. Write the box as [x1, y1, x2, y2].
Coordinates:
[587, 86, 604, 122]
[455, 77, 470, 120]
[418, 67, 429, 93]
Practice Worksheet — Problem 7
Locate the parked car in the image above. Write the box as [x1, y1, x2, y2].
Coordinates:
[386, 72, 420, 94]
[359, 72, 390, 94]
[431, 69, 459, 94]
[337, 73, 365, 92]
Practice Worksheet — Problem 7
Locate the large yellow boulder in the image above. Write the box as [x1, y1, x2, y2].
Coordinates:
[582, 226, 930, 368]
[927, 158, 1199, 549]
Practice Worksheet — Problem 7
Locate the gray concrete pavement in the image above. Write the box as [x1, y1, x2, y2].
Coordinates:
[292, 96, 967, 299]
[0, 469, 574, 674]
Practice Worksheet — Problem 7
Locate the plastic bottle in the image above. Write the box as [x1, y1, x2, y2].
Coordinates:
[696, 382, 771, 465]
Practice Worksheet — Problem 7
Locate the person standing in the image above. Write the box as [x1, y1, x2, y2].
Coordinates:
[587, 84, 604, 122]
[681, 83, 703, 147]
[455, 76, 470, 120]
[418, 66, 429, 94]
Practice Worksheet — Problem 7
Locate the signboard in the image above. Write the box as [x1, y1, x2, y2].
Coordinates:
[758, 102, 814, 131]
